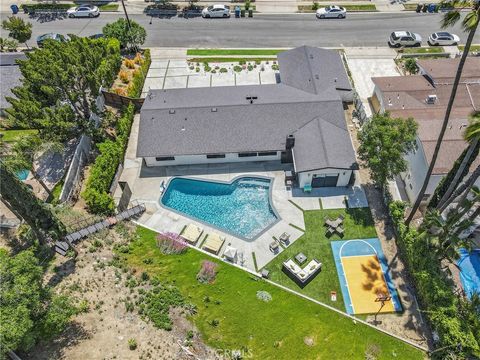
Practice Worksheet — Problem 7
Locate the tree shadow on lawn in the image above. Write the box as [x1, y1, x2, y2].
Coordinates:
[345, 207, 376, 228]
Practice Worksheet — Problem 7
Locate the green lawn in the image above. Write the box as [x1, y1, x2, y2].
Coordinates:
[458, 45, 480, 53]
[0, 129, 38, 143]
[123, 226, 424, 360]
[298, 4, 377, 12]
[187, 49, 284, 56]
[401, 47, 444, 54]
[264, 208, 377, 310]
[187, 57, 277, 63]
[98, 4, 119, 11]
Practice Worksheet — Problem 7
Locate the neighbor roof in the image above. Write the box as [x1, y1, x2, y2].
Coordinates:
[417, 57, 480, 83]
[138, 46, 357, 173]
[0, 65, 22, 110]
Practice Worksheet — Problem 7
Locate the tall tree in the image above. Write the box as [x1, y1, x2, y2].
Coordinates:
[357, 112, 418, 188]
[436, 113, 480, 211]
[406, 0, 480, 225]
[103, 18, 146, 51]
[0, 161, 66, 243]
[1, 16, 32, 49]
[0, 249, 76, 355]
[3, 135, 56, 197]
[6, 36, 121, 144]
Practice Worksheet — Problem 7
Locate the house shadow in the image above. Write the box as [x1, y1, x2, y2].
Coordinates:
[47, 258, 77, 287]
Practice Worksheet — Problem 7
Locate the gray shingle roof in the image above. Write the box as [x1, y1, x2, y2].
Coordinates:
[278, 46, 352, 95]
[137, 46, 357, 173]
[0, 65, 22, 110]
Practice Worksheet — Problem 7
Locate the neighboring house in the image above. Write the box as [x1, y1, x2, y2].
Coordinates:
[371, 57, 480, 203]
[0, 53, 26, 118]
[137, 46, 358, 188]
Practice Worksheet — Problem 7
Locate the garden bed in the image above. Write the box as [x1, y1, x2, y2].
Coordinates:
[187, 49, 285, 56]
[110, 50, 151, 98]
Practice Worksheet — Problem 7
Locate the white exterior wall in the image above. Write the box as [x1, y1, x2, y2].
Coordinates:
[298, 169, 352, 188]
[145, 152, 281, 167]
[373, 85, 386, 112]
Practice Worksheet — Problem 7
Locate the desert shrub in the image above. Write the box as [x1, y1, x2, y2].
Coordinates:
[312, 2, 319, 10]
[156, 232, 188, 254]
[196, 260, 218, 284]
[138, 284, 184, 331]
[124, 58, 136, 69]
[271, 64, 279, 71]
[203, 62, 211, 72]
[219, 67, 228, 73]
[233, 65, 242, 72]
[128, 338, 137, 350]
[134, 52, 144, 65]
[247, 64, 254, 71]
[119, 70, 129, 84]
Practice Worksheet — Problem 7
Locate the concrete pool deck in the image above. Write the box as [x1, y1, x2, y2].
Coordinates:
[116, 115, 368, 271]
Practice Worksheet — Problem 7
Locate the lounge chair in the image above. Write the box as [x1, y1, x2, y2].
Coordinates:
[269, 240, 279, 253]
[279, 232, 290, 245]
[202, 232, 226, 255]
[181, 224, 204, 245]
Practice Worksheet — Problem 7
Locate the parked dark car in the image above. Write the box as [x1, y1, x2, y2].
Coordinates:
[36, 33, 71, 47]
[88, 33, 105, 40]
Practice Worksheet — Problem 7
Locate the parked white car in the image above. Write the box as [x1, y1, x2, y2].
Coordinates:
[428, 32, 460, 46]
[67, 4, 100, 18]
[316, 5, 347, 19]
[388, 31, 422, 48]
[202, 4, 230, 18]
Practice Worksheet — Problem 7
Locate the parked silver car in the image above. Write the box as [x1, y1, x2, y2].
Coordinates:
[67, 4, 100, 18]
[202, 4, 230, 18]
[388, 31, 422, 48]
[428, 32, 460, 46]
[316, 5, 347, 19]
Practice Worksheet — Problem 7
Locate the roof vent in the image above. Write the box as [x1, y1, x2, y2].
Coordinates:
[211, 107, 217, 112]
[246, 95, 258, 104]
[315, 74, 319, 80]
[309, 54, 314, 59]
[425, 95, 437, 104]
[169, 109, 175, 114]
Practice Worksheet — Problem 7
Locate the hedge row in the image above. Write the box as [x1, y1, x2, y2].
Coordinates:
[21, 3, 74, 11]
[82, 103, 135, 214]
[388, 201, 480, 358]
[127, 49, 151, 98]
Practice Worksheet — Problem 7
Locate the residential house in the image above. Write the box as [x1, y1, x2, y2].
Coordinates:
[371, 57, 480, 203]
[0, 53, 26, 118]
[137, 46, 358, 188]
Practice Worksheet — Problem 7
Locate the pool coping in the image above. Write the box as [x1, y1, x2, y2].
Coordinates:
[158, 174, 282, 242]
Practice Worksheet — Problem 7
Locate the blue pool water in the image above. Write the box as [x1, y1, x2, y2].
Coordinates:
[457, 248, 480, 299]
[161, 177, 278, 240]
[16, 169, 29, 181]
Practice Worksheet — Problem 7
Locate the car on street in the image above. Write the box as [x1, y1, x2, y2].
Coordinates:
[36, 33, 71, 47]
[388, 31, 422, 48]
[316, 5, 347, 19]
[202, 4, 230, 18]
[67, 4, 100, 18]
[88, 33, 105, 40]
[427, 32, 460, 46]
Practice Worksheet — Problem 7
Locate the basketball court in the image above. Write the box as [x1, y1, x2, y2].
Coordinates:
[331, 238, 402, 315]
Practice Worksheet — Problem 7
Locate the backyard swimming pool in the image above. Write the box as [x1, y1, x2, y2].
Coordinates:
[161, 177, 279, 240]
[458, 248, 480, 299]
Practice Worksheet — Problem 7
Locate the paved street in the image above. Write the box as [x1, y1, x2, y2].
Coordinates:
[1, 12, 479, 48]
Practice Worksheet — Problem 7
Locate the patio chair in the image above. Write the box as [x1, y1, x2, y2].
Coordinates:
[269, 240, 279, 253]
[335, 226, 345, 236]
[337, 214, 345, 222]
[303, 184, 312, 193]
[326, 227, 335, 236]
[279, 232, 290, 245]
[324, 216, 334, 227]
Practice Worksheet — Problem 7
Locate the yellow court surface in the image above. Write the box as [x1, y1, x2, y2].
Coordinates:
[340, 255, 395, 314]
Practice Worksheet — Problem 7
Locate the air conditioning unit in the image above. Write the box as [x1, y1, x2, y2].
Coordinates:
[425, 95, 437, 104]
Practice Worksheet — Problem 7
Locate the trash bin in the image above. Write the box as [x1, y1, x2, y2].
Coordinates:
[415, 3, 422, 12]
[427, 3, 435, 12]
[10, 4, 19, 14]
[248, 9, 253, 17]
[240, 9, 245, 17]
[421, 4, 428, 12]
[433, 4, 439, 12]
[235, 5, 240, 18]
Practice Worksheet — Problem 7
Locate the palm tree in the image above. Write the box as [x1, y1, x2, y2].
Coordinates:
[437, 113, 480, 211]
[406, 1, 480, 225]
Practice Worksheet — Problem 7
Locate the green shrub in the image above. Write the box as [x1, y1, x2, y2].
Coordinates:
[220, 67, 228, 73]
[271, 64, 279, 71]
[233, 65, 242, 72]
[203, 62, 211, 72]
[21, 3, 73, 11]
[312, 2, 320, 10]
[404, 58, 418, 74]
[128, 338, 137, 350]
[247, 64, 254, 71]
[82, 104, 135, 214]
[126, 49, 151, 98]
[388, 201, 480, 357]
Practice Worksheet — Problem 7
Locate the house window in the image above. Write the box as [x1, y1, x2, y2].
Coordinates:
[155, 156, 175, 161]
[238, 152, 257, 158]
[257, 151, 277, 157]
[206, 154, 226, 159]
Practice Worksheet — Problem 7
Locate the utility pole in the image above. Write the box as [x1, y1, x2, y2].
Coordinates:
[120, 0, 132, 30]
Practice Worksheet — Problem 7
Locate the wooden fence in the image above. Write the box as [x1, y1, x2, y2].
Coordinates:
[101, 90, 145, 111]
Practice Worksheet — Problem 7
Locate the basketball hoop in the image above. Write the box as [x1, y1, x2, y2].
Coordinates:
[375, 292, 392, 303]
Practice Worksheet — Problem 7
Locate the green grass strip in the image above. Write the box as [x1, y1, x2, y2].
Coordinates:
[288, 199, 305, 212]
[99, 4, 119, 11]
[0, 129, 38, 143]
[251, 251, 259, 272]
[188, 57, 277, 63]
[401, 47, 444, 54]
[187, 49, 285, 56]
